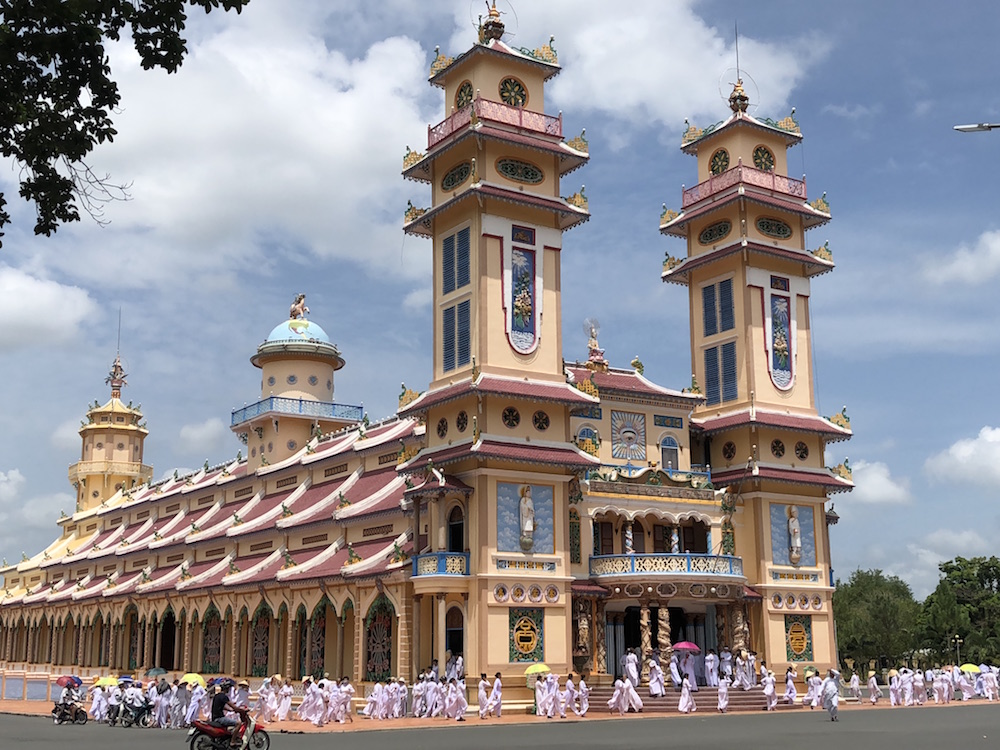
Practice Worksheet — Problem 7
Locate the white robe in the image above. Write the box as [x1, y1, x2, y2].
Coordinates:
[648, 660, 665, 697]
[277, 684, 293, 720]
[681, 654, 699, 691]
[576, 678, 590, 716]
[719, 649, 733, 677]
[623, 678, 644, 713]
[478, 678, 490, 718]
[669, 654, 682, 689]
[717, 675, 730, 712]
[625, 651, 640, 688]
[678, 676, 696, 713]
[821, 672, 841, 719]
[762, 675, 777, 711]
[784, 671, 798, 703]
[704, 653, 719, 686]
[487, 677, 502, 717]
[868, 675, 880, 704]
[607, 678, 627, 715]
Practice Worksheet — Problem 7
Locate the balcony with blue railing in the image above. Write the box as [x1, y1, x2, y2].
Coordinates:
[589, 553, 744, 582]
[411, 552, 470, 577]
[231, 396, 364, 427]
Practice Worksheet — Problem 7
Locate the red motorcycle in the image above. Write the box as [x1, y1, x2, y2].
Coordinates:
[187, 713, 270, 750]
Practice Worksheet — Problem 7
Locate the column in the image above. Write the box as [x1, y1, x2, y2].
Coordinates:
[285, 616, 295, 680]
[435, 595, 446, 674]
[334, 616, 344, 678]
[353, 604, 363, 683]
[174, 616, 183, 671]
[183, 619, 194, 673]
[411, 595, 421, 682]
[397, 589, 411, 681]
[657, 605, 671, 655]
[229, 619, 240, 678]
[639, 604, 651, 682]
[153, 619, 161, 668]
[594, 600, 606, 674]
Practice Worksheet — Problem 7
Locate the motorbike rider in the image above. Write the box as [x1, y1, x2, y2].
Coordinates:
[210, 681, 249, 748]
[55, 683, 79, 720]
[123, 679, 146, 720]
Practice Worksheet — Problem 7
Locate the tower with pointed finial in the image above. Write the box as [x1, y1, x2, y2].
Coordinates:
[400, 12, 596, 680]
[68, 355, 152, 512]
[660, 77, 852, 671]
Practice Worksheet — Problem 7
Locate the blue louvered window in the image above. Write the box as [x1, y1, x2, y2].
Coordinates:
[702, 278, 735, 337]
[704, 346, 720, 405]
[721, 341, 737, 401]
[442, 227, 471, 294]
[442, 234, 456, 294]
[719, 278, 734, 331]
[457, 300, 471, 367]
[702, 284, 717, 337]
[704, 342, 738, 406]
[442, 305, 456, 371]
[442, 299, 471, 373]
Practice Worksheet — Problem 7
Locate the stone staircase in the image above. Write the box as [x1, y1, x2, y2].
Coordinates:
[586, 684, 805, 715]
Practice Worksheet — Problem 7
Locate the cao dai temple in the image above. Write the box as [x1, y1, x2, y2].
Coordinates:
[0, 8, 853, 693]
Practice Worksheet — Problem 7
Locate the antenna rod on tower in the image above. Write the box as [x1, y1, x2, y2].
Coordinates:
[735, 21, 740, 79]
[116, 306, 122, 357]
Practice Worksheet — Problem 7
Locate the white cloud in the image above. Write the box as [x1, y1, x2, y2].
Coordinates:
[179, 417, 230, 458]
[821, 103, 880, 119]
[50, 420, 83, 451]
[925, 426, 1000, 486]
[0, 469, 26, 503]
[0, 266, 98, 349]
[848, 460, 911, 504]
[894, 528, 992, 597]
[926, 229, 1000, 285]
[402, 286, 432, 312]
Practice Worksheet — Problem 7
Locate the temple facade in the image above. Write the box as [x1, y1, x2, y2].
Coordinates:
[0, 9, 851, 692]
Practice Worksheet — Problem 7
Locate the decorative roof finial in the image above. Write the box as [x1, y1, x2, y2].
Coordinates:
[481, 0, 505, 42]
[106, 354, 127, 399]
[289, 293, 309, 320]
[583, 317, 607, 372]
[729, 79, 749, 113]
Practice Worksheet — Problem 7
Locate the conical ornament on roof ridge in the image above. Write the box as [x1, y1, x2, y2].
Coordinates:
[729, 79, 750, 113]
[480, 0, 505, 42]
[105, 355, 127, 399]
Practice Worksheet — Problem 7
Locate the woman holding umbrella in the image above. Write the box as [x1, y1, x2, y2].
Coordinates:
[674, 642, 700, 692]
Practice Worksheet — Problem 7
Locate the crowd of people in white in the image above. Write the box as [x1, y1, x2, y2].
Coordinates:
[57, 647, 1000, 729]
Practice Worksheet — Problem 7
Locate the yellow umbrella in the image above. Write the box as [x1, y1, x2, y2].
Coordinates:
[524, 663, 550, 675]
[95, 676, 118, 687]
[961, 663, 981, 673]
[180, 672, 206, 688]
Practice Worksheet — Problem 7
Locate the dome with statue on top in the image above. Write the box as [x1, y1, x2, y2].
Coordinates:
[265, 318, 331, 344]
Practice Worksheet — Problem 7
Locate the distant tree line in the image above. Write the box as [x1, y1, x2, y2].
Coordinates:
[833, 557, 1000, 669]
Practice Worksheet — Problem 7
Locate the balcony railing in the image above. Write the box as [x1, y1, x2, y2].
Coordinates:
[428, 97, 562, 149]
[231, 397, 364, 427]
[682, 163, 806, 208]
[68, 460, 154, 480]
[589, 553, 744, 579]
[411, 552, 470, 577]
[586, 462, 711, 483]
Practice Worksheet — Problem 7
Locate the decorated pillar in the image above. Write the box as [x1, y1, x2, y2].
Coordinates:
[435, 595, 446, 675]
[183, 618, 194, 673]
[174, 616, 183, 670]
[411, 595, 421, 682]
[594, 600, 607, 675]
[334, 615, 344, 678]
[397, 589, 411, 682]
[657, 605, 672, 656]
[639, 604, 651, 681]
[285, 615, 295, 679]
[353, 601, 363, 684]
[229, 619, 240, 678]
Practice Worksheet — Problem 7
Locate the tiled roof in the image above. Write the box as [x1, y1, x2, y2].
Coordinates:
[150, 504, 223, 548]
[661, 192, 829, 237]
[572, 580, 610, 597]
[404, 472, 474, 499]
[429, 38, 560, 88]
[711, 464, 854, 493]
[277, 474, 358, 529]
[566, 365, 701, 403]
[120, 512, 188, 553]
[277, 536, 394, 583]
[400, 374, 597, 416]
[335, 471, 406, 521]
[691, 408, 851, 442]
[662, 240, 834, 285]
[402, 438, 598, 470]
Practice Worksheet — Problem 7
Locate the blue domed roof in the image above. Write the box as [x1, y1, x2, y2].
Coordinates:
[265, 318, 331, 344]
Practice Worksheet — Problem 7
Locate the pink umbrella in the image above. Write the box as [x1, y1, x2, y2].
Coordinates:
[673, 641, 701, 652]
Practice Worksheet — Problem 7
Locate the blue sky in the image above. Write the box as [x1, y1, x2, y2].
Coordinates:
[2, 0, 999, 597]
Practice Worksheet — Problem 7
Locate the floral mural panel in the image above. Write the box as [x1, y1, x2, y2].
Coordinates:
[770, 294, 792, 388]
[510, 247, 536, 352]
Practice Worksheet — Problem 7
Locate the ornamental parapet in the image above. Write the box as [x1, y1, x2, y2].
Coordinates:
[681, 163, 807, 208]
[411, 551, 470, 577]
[68, 460, 153, 483]
[589, 553, 745, 584]
[428, 97, 562, 150]
[230, 396, 363, 427]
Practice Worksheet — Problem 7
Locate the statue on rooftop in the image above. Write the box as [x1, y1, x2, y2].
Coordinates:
[289, 293, 309, 320]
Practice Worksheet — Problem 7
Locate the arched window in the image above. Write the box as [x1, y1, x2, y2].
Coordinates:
[661, 436, 680, 472]
[448, 505, 465, 552]
[576, 426, 599, 456]
[445, 606, 464, 656]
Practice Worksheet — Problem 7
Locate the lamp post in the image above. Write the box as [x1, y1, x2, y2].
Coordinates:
[954, 123, 1000, 133]
[951, 634, 963, 665]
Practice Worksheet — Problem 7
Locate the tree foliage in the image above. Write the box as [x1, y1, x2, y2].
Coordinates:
[918, 557, 1000, 664]
[833, 569, 920, 669]
[0, 0, 249, 243]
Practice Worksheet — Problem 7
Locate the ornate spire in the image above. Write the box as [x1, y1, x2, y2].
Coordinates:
[105, 355, 127, 399]
[729, 79, 749, 113]
[479, 0, 505, 42]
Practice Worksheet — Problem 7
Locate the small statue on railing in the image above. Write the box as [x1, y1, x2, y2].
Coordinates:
[289, 293, 309, 320]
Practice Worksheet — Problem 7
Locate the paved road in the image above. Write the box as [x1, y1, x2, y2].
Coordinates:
[2, 704, 999, 750]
